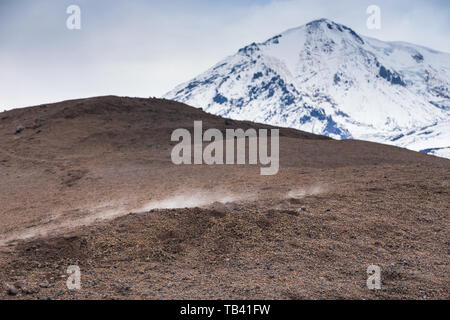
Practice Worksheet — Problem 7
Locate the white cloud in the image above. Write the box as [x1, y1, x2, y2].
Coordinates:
[0, 0, 448, 111]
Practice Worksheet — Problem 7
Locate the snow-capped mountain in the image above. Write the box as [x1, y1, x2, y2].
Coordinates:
[164, 18, 450, 158]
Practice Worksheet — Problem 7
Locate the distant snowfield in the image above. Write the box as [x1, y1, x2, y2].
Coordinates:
[386, 121, 450, 158]
[164, 19, 450, 159]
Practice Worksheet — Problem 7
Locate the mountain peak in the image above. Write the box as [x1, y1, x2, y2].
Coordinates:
[164, 20, 450, 158]
[306, 18, 335, 26]
[295, 19, 365, 44]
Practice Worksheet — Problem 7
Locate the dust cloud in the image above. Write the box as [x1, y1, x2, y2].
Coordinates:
[0, 189, 248, 247]
[136, 190, 245, 212]
[287, 184, 328, 198]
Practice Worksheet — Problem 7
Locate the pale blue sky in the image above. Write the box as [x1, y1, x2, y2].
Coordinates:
[0, 0, 449, 110]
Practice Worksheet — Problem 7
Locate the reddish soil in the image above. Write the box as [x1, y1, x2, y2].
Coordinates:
[0, 96, 448, 299]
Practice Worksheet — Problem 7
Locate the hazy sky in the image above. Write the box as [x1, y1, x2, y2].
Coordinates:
[0, 0, 449, 111]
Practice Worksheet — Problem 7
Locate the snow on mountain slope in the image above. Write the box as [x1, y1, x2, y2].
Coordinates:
[388, 121, 450, 159]
[164, 18, 450, 158]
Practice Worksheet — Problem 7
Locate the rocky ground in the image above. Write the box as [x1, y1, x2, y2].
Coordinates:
[0, 96, 448, 299]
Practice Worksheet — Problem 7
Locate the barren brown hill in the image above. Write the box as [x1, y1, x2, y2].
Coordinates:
[0, 96, 448, 300]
